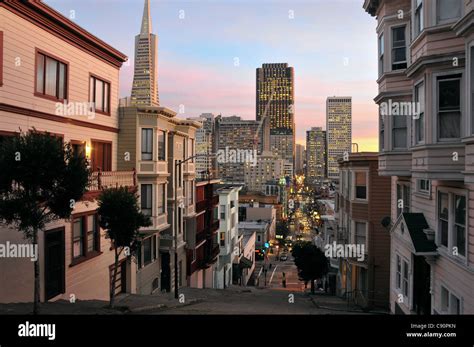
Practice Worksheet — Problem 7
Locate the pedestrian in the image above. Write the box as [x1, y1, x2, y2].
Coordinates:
[269, 263, 272, 270]
[282, 272, 286, 288]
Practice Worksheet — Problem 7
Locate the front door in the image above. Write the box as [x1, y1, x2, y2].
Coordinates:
[161, 252, 171, 292]
[44, 228, 65, 301]
[413, 255, 431, 314]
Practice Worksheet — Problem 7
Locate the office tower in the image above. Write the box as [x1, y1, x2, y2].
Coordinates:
[187, 113, 215, 179]
[306, 127, 327, 184]
[295, 143, 305, 174]
[256, 63, 295, 170]
[326, 97, 352, 180]
[214, 115, 262, 184]
[131, 0, 159, 106]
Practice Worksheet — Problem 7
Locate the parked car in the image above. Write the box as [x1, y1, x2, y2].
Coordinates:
[280, 253, 288, 261]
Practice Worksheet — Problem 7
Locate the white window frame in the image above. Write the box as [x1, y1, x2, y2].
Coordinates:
[394, 252, 411, 302]
[140, 183, 153, 217]
[434, 71, 463, 142]
[469, 42, 474, 135]
[352, 170, 369, 202]
[416, 179, 430, 195]
[413, 0, 424, 38]
[352, 220, 368, 252]
[436, 188, 468, 263]
[396, 181, 411, 217]
[413, 79, 425, 145]
[390, 24, 408, 71]
[141, 128, 153, 161]
[378, 32, 384, 77]
[439, 283, 462, 314]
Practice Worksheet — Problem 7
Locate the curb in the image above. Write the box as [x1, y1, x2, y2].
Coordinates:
[127, 298, 204, 313]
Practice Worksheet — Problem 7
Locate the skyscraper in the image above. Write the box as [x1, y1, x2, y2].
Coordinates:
[256, 63, 295, 171]
[326, 97, 352, 180]
[295, 143, 305, 175]
[306, 127, 327, 184]
[131, 0, 159, 106]
[187, 113, 216, 178]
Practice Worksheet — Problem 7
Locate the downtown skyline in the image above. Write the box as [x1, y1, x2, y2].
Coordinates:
[44, 0, 379, 151]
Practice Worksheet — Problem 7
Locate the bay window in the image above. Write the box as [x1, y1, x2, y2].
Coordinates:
[391, 26, 407, 70]
[437, 191, 467, 257]
[378, 33, 384, 77]
[414, 0, 423, 37]
[354, 172, 367, 200]
[157, 130, 166, 161]
[141, 128, 153, 161]
[414, 82, 425, 144]
[158, 183, 165, 215]
[438, 75, 461, 140]
[141, 184, 152, 216]
[436, 0, 461, 24]
[392, 116, 407, 149]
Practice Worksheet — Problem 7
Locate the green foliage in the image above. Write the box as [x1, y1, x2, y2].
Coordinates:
[97, 187, 151, 254]
[0, 130, 89, 237]
[292, 241, 329, 283]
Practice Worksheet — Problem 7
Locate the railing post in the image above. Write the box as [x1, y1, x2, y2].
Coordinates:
[97, 167, 102, 190]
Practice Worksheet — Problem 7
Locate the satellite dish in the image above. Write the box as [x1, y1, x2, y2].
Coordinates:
[381, 216, 391, 229]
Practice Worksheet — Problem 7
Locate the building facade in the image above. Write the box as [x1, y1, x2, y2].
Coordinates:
[0, 1, 130, 302]
[295, 143, 305, 174]
[256, 63, 295, 170]
[364, 0, 474, 314]
[335, 153, 392, 309]
[215, 186, 241, 289]
[244, 151, 284, 193]
[187, 113, 216, 179]
[306, 127, 327, 185]
[326, 97, 352, 181]
[214, 115, 262, 183]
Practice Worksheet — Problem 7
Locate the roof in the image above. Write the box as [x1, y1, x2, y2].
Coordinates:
[400, 213, 437, 254]
[1, 1, 128, 67]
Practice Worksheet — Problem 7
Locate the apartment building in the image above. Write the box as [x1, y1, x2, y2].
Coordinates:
[117, 106, 200, 294]
[306, 127, 327, 185]
[187, 113, 216, 178]
[0, 1, 130, 302]
[186, 179, 220, 288]
[364, 0, 474, 314]
[215, 186, 242, 289]
[244, 151, 285, 193]
[335, 153, 391, 309]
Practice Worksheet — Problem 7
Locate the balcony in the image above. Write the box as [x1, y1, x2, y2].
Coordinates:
[196, 199, 207, 213]
[83, 169, 136, 199]
[210, 220, 219, 233]
[210, 195, 219, 207]
[378, 151, 412, 177]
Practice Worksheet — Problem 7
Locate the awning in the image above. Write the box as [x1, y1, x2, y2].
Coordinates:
[239, 256, 253, 269]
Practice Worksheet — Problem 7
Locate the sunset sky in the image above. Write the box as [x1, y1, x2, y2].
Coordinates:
[46, 0, 379, 151]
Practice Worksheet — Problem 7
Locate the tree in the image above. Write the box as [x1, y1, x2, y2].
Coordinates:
[0, 130, 89, 314]
[292, 241, 329, 294]
[97, 187, 151, 308]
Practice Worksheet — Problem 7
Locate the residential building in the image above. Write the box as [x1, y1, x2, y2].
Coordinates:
[306, 127, 327, 185]
[215, 185, 242, 289]
[244, 151, 284, 193]
[326, 97, 352, 181]
[256, 63, 295, 171]
[118, 106, 200, 293]
[130, 0, 159, 107]
[335, 153, 391, 309]
[0, 1, 130, 302]
[295, 143, 305, 174]
[364, 0, 474, 314]
[245, 205, 276, 242]
[186, 179, 220, 288]
[214, 115, 262, 183]
[239, 193, 284, 221]
[233, 229, 256, 286]
[238, 221, 271, 250]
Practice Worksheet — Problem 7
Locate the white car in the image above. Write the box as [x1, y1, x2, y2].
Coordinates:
[280, 253, 288, 261]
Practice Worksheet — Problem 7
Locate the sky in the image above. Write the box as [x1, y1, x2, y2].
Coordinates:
[46, 0, 379, 151]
